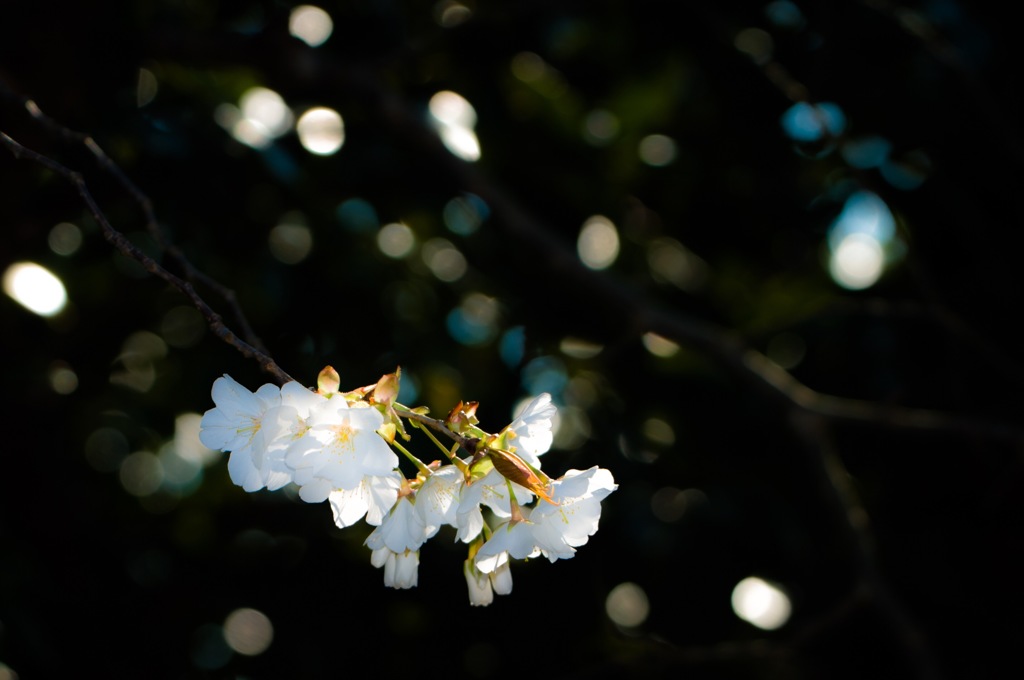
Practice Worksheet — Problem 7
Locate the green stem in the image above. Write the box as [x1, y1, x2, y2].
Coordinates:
[389, 437, 431, 477]
[393, 403, 480, 455]
[417, 419, 460, 460]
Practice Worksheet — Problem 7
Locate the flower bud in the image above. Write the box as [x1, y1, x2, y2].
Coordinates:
[317, 365, 340, 395]
[371, 367, 401, 406]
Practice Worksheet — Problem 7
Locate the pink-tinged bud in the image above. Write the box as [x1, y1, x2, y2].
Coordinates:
[317, 366, 340, 395]
[371, 367, 401, 406]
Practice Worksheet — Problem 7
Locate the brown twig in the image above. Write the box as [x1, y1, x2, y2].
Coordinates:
[0, 87, 270, 356]
[0, 127, 295, 385]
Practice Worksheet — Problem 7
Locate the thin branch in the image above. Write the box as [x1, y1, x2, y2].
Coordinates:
[788, 411, 943, 680]
[0, 86, 269, 355]
[0, 128, 295, 385]
[394, 404, 480, 457]
[138, 26, 1024, 443]
[862, 0, 1024, 168]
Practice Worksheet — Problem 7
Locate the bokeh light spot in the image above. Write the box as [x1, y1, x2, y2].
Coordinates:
[3, 262, 67, 317]
[881, 150, 931, 190]
[577, 215, 619, 270]
[521, 355, 568, 397]
[437, 124, 481, 162]
[734, 27, 774, 64]
[224, 607, 274, 656]
[642, 417, 675, 446]
[137, 68, 158, 107]
[642, 332, 679, 358]
[48, 222, 82, 256]
[337, 198, 380, 233]
[268, 221, 313, 264]
[638, 134, 677, 166]
[765, 0, 806, 28]
[296, 107, 344, 155]
[826, 190, 898, 290]
[500, 326, 525, 367]
[217, 87, 293, 149]
[447, 293, 499, 345]
[289, 5, 333, 47]
[119, 451, 164, 497]
[829, 233, 884, 290]
[510, 52, 546, 83]
[158, 439, 203, 493]
[429, 90, 477, 128]
[429, 91, 481, 161]
[605, 582, 650, 628]
[241, 87, 293, 138]
[85, 427, 129, 473]
[48, 361, 78, 395]
[552, 403, 589, 450]
[378, 222, 416, 258]
[647, 237, 708, 292]
[731, 576, 792, 630]
[841, 135, 892, 169]
[435, 1, 471, 27]
[828, 191, 896, 250]
[174, 413, 221, 468]
[443, 193, 489, 235]
[781, 101, 846, 142]
[582, 109, 620, 146]
[422, 238, 467, 282]
[110, 330, 167, 393]
[559, 337, 603, 359]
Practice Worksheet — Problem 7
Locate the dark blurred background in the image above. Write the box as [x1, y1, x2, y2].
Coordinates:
[2, 1, 1023, 678]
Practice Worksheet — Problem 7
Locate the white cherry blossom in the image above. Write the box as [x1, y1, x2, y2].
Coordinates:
[415, 465, 464, 537]
[506, 393, 557, 467]
[198, 371, 615, 604]
[475, 466, 617, 573]
[257, 381, 329, 490]
[371, 546, 419, 589]
[328, 470, 404, 528]
[465, 555, 514, 605]
[365, 495, 428, 554]
[199, 375, 282, 492]
[286, 400, 398, 503]
[456, 467, 535, 543]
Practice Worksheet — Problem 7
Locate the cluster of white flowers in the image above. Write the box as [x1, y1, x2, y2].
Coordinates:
[198, 367, 617, 605]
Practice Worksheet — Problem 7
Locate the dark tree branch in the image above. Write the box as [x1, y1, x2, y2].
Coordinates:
[1, 86, 272, 359]
[0, 121, 295, 385]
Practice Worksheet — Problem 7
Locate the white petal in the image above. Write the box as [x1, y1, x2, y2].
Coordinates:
[455, 505, 484, 543]
[227, 447, 263, 492]
[508, 393, 556, 464]
[393, 551, 419, 588]
[416, 466, 463, 537]
[364, 472, 403, 526]
[464, 560, 494, 606]
[297, 478, 332, 503]
[475, 517, 537, 572]
[490, 561, 513, 595]
[366, 497, 427, 553]
[280, 381, 325, 416]
[329, 484, 370, 528]
[370, 546, 390, 568]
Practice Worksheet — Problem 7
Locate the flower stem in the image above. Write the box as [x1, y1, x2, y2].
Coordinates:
[389, 437, 431, 477]
[393, 403, 480, 455]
